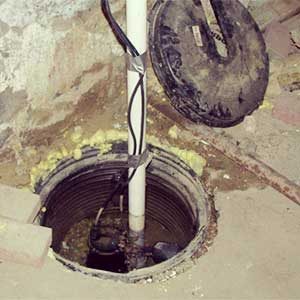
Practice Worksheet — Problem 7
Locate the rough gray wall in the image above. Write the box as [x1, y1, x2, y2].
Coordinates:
[0, 0, 125, 148]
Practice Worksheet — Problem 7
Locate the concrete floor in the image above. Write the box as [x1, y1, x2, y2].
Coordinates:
[0, 187, 299, 300]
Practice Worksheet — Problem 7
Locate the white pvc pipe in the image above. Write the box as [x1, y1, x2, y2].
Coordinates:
[126, 0, 147, 245]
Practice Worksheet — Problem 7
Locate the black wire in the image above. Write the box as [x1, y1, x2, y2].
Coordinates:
[128, 73, 145, 156]
[102, 0, 146, 157]
[101, 0, 139, 57]
[101, 0, 146, 155]
[93, 0, 147, 227]
[138, 79, 145, 155]
[95, 166, 138, 226]
[101, 73, 144, 214]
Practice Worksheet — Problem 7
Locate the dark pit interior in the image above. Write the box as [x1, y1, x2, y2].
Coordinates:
[39, 145, 201, 274]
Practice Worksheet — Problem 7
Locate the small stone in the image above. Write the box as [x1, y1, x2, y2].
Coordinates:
[200, 140, 209, 146]
[168, 270, 177, 278]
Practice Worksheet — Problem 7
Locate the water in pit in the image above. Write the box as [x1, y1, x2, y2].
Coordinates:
[59, 212, 183, 273]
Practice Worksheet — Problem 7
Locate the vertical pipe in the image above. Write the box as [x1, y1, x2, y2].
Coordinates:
[126, 0, 147, 268]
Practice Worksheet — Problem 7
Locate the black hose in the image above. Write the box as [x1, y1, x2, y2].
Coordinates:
[101, 0, 139, 57]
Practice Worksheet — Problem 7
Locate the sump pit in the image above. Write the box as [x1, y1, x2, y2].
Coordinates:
[36, 142, 213, 283]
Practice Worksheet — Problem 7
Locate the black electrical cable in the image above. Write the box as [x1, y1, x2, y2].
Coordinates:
[139, 80, 145, 154]
[101, 0, 139, 57]
[127, 73, 145, 156]
[101, 0, 145, 155]
[92, 0, 147, 229]
[101, 0, 146, 157]
[96, 73, 145, 223]
[129, 74, 146, 155]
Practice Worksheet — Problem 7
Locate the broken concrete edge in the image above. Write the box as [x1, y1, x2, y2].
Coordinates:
[0, 216, 52, 268]
[0, 184, 42, 223]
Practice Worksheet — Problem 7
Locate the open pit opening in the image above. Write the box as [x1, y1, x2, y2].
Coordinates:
[36, 142, 211, 283]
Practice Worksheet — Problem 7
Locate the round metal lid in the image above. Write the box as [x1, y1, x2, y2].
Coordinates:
[149, 0, 269, 127]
